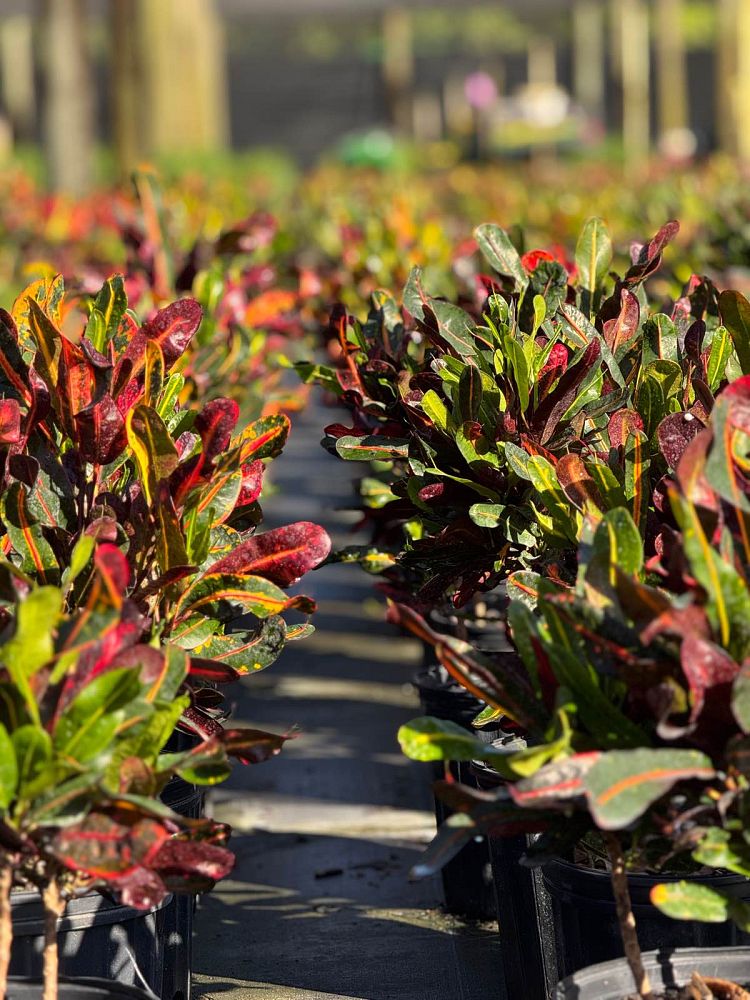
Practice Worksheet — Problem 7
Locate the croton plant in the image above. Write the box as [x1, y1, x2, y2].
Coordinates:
[300, 217, 746, 617]
[0, 571, 236, 1000]
[395, 370, 750, 997]
[0, 272, 330, 999]
[304, 216, 750, 995]
[0, 273, 330, 748]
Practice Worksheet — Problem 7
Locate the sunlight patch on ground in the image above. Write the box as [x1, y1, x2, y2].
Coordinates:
[206, 790, 436, 841]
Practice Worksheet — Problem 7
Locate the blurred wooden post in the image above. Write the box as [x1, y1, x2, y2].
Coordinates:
[572, 0, 605, 120]
[655, 0, 689, 144]
[716, 0, 750, 161]
[615, 0, 651, 168]
[111, 0, 143, 178]
[737, 0, 750, 162]
[382, 7, 414, 135]
[716, 0, 738, 155]
[136, 0, 228, 158]
[0, 15, 36, 142]
[40, 0, 95, 195]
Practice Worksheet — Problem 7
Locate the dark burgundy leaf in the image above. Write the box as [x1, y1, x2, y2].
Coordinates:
[75, 394, 127, 465]
[681, 634, 740, 724]
[531, 340, 601, 445]
[657, 412, 704, 469]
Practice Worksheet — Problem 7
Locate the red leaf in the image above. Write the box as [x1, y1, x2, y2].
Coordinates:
[0, 399, 21, 444]
[207, 521, 331, 586]
[657, 411, 703, 469]
[95, 543, 131, 604]
[238, 460, 264, 506]
[609, 409, 644, 449]
[150, 838, 234, 881]
[531, 340, 601, 445]
[195, 398, 240, 463]
[118, 867, 169, 910]
[142, 299, 202, 369]
[75, 394, 127, 464]
[603, 289, 640, 354]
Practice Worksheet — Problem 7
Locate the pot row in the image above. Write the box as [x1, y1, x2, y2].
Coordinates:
[414, 653, 750, 998]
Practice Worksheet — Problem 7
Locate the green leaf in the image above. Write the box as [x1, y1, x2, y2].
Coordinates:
[642, 314, 679, 365]
[587, 508, 644, 590]
[541, 604, 646, 748]
[469, 503, 506, 528]
[0, 723, 17, 810]
[421, 390, 450, 433]
[0, 586, 62, 725]
[192, 616, 287, 673]
[334, 435, 410, 462]
[576, 217, 612, 303]
[1, 483, 59, 583]
[532, 295, 546, 334]
[403, 268, 477, 358]
[636, 360, 682, 438]
[53, 667, 143, 764]
[457, 365, 483, 423]
[87, 275, 127, 353]
[397, 716, 513, 776]
[719, 289, 750, 375]
[504, 334, 530, 412]
[455, 421, 500, 469]
[12, 725, 52, 800]
[62, 535, 95, 592]
[671, 490, 750, 659]
[474, 224, 528, 291]
[651, 881, 750, 931]
[732, 661, 750, 733]
[692, 828, 750, 877]
[707, 325, 733, 392]
[624, 429, 650, 534]
[584, 748, 715, 829]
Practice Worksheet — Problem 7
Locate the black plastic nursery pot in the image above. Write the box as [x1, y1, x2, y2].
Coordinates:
[427, 585, 511, 656]
[543, 857, 750, 982]
[471, 759, 558, 1000]
[7, 977, 156, 1000]
[9, 890, 170, 995]
[413, 665, 495, 920]
[159, 776, 204, 1000]
[553, 946, 750, 1000]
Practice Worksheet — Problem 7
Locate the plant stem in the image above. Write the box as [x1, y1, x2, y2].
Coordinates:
[42, 880, 65, 1000]
[603, 831, 654, 1000]
[0, 863, 13, 1000]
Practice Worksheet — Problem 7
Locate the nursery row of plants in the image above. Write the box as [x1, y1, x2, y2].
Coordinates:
[301, 214, 750, 998]
[5, 154, 750, 999]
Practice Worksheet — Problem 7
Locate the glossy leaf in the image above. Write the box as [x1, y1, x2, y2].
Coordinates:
[583, 748, 715, 830]
[206, 521, 331, 585]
